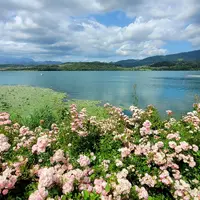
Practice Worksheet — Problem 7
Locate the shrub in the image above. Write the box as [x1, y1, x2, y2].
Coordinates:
[0, 103, 199, 200]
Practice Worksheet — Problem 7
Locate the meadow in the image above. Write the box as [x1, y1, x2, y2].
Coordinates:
[0, 86, 199, 200]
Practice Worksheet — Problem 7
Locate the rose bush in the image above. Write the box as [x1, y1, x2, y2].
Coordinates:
[0, 103, 199, 200]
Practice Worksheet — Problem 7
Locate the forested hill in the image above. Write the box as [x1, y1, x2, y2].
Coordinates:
[115, 49, 200, 67]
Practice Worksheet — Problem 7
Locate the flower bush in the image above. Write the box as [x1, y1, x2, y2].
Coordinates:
[0, 103, 199, 200]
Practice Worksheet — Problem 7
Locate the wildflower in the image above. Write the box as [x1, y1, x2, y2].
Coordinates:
[77, 155, 90, 167]
[180, 141, 190, 151]
[32, 135, 49, 154]
[140, 173, 157, 187]
[115, 159, 123, 167]
[29, 187, 48, 200]
[114, 178, 132, 196]
[117, 169, 129, 179]
[169, 141, 177, 149]
[166, 110, 173, 115]
[135, 186, 148, 200]
[192, 144, 199, 152]
[119, 147, 131, 158]
[38, 167, 55, 188]
[0, 134, 11, 153]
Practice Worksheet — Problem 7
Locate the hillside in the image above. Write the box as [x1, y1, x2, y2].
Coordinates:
[115, 49, 200, 67]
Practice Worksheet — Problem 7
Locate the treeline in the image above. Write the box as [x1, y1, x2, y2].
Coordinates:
[0, 62, 130, 71]
[148, 61, 200, 71]
[0, 65, 61, 71]
[1, 61, 200, 71]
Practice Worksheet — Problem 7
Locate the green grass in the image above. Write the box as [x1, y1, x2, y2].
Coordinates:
[0, 86, 109, 127]
[0, 86, 66, 127]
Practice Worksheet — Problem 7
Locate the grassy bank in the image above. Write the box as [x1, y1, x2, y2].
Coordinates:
[0, 86, 66, 128]
[0, 86, 109, 128]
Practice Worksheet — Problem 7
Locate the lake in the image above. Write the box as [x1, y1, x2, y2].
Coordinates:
[0, 71, 200, 117]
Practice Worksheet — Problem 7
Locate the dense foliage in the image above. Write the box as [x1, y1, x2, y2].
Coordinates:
[149, 61, 200, 71]
[1, 60, 200, 71]
[0, 62, 125, 71]
[0, 101, 199, 200]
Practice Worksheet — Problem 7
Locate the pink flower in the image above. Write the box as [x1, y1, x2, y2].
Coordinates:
[159, 170, 169, 179]
[143, 120, 152, 128]
[173, 170, 181, 180]
[104, 103, 110, 108]
[169, 141, 177, 149]
[161, 177, 173, 185]
[0, 112, 10, 120]
[175, 146, 182, 153]
[28, 187, 48, 200]
[77, 131, 88, 137]
[2, 189, 8, 195]
[115, 159, 123, 167]
[119, 147, 131, 158]
[153, 152, 166, 165]
[189, 161, 196, 168]
[167, 133, 180, 140]
[117, 169, 129, 179]
[94, 178, 108, 195]
[3, 120, 11, 125]
[159, 170, 173, 185]
[38, 167, 55, 188]
[166, 110, 173, 115]
[114, 178, 131, 196]
[140, 173, 157, 187]
[180, 141, 190, 151]
[62, 182, 74, 194]
[156, 141, 164, 148]
[50, 149, 67, 164]
[135, 186, 148, 200]
[32, 135, 49, 154]
[19, 126, 29, 135]
[77, 155, 90, 167]
[192, 145, 199, 152]
[0, 134, 11, 153]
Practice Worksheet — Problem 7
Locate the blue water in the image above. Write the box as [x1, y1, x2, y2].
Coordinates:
[0, 71, 200, 116]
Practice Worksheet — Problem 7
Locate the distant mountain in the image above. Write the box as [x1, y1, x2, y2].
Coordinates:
[0, 56, 62, 65]
[0, 56, 36, 65]
[1, 49, 200, 67]
[37, 61, 62, 65]
[114, 59, 139, 66]
[115, 49, 200, 67]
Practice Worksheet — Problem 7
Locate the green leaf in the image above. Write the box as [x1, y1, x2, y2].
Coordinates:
[83, 190, 89, 199]
[105, 184, 111, 193]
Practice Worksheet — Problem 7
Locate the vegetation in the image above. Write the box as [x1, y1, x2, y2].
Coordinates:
[0, 86, 68, 129]
[115, 49, 200, 67]
[147, 61, 200, 71]
[0, 62, 126, 71]
[0, 86, 109, 128]
[1, 60, 200, 71]
[0, 86, 199, 199]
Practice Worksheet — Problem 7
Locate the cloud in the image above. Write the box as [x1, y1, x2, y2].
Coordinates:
[182, 24, 200, 47]
[116, 40, 167, 57]
[0, 0, 199, 61]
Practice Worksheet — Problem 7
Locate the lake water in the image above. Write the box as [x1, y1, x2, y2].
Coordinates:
[0, 71, 200, 117]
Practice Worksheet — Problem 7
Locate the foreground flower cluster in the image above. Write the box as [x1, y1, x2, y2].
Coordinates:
[0, 103, 199, 200]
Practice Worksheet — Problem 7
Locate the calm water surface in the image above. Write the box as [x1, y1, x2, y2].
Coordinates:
[1, 71, 200, 117]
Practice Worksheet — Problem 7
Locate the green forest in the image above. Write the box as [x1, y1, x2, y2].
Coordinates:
[0, 61, 200, 71]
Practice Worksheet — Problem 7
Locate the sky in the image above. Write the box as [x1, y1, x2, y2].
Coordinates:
[0, 0, 200, 62]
